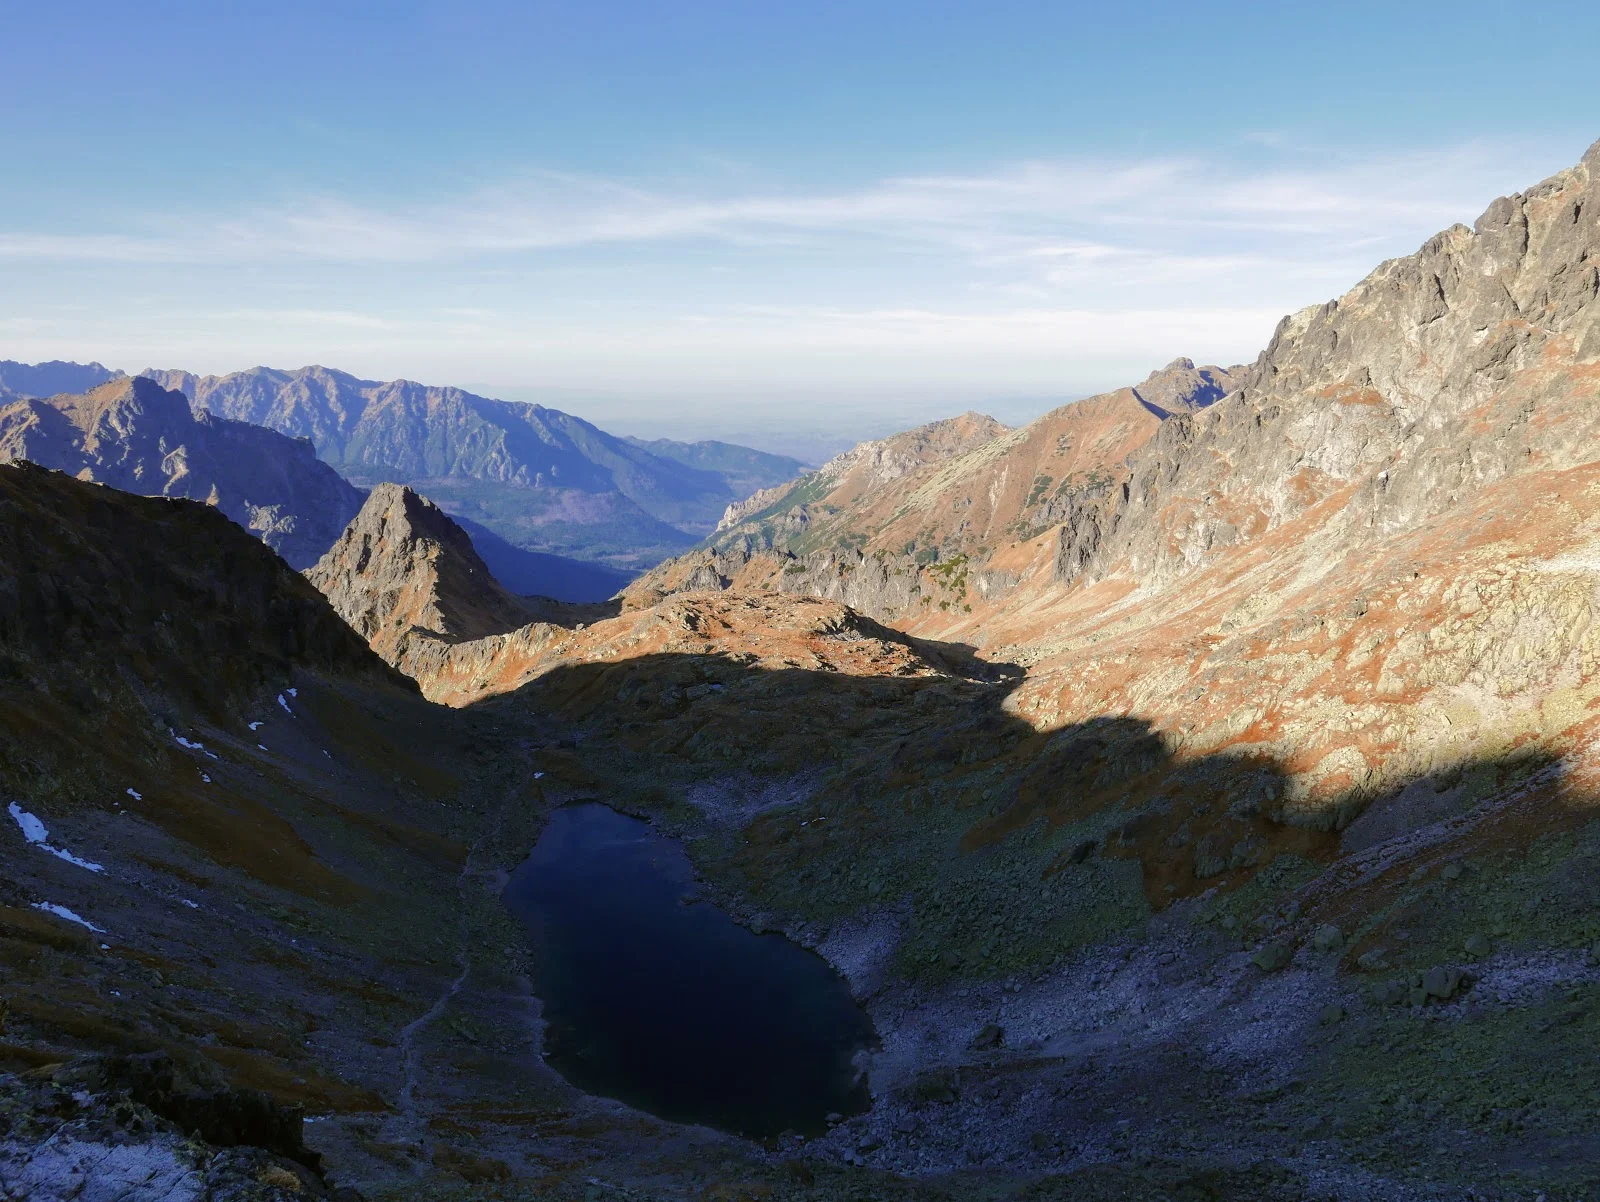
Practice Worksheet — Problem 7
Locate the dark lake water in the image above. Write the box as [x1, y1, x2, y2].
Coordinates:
[503, 803, 876, 1137]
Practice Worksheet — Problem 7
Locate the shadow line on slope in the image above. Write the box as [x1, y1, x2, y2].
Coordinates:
[471, 638, 1582, 987]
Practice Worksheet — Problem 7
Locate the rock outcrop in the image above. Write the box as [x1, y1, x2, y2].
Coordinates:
[1056, 140, 1600, 590]
[306, 483, 536, 665]
[0, 377, 363, 568]
[635, 359, 1243, 626]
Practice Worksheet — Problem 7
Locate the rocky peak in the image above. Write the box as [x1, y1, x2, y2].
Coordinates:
[1130, 357, 1246, 418]
[0, 378, 362, 568]
[65, 376, 194, 447]
[1056, 140, 1600, 589]
[306, 483, 535, 662]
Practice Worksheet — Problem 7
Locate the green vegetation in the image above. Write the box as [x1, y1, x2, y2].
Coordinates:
[926, 552, 970, 596]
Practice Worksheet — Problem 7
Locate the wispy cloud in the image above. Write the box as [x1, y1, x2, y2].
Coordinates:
[0, 136, 1581, 417]
[218, 307, 390, 329]
[0, 140, 1560, 278]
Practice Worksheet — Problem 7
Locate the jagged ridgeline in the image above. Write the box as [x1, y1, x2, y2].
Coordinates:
[6, 140, 1600, 1199]
[140, 365, 807, 573]
[0, 363, 809, 597]
[630, 358, 1245, 621]
[0, 377, 363, 568]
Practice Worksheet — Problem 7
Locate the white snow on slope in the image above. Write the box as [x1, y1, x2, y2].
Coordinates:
[8, 801, 47, 843]
[125, 788, 142, 801]
[8, 802, 104, 872]
[32, 902, 105, 933]
[277, 694, 293, 715]
[46, 846, 103, 872]
[170, 731, 220, 760]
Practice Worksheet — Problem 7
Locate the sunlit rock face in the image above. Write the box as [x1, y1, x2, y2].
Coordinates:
[0, 376, 362, 568]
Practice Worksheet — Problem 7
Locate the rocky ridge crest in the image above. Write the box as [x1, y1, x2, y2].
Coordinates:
[0, 377, 362, 568]
[1054, 139, 1600, 590]
[640, 358, 1243, 626]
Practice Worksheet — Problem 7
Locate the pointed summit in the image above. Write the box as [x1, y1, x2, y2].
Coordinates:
[307, 484, 536, 664]
[1130, 358, 1245, 418]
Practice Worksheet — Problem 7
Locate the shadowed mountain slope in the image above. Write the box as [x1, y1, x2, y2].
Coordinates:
[1128, 356, 1241, 417]
[0, 377, 364, 568]
[0, 462, 676, 1196]
[0, 460, 397, 720]
[289, 139, 1600, 1195]
[445, 510, 635, 601]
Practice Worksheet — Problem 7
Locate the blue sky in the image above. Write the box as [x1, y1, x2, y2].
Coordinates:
[2, 1, 1595, 454]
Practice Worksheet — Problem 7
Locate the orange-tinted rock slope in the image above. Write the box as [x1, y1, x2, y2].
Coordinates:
[292, 140, 1600, 1195]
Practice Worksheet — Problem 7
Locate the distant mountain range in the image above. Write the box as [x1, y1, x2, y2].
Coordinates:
[0, 359, 807, 598]
[0, 376, 362, 568]
[0, 359, 126, 400]
[140, 365, 806, 572]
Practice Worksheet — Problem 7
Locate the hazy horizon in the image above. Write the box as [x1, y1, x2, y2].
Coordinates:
[5, 356, 1092, 463]
[4, 2, 1597, 454]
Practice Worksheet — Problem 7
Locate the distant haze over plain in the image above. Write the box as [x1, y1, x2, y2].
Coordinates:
[4, 4, 1597, 456]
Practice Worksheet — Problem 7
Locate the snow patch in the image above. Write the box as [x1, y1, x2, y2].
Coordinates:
[287, 687, 298, 697]
[180, 899, 199, 910]
[32, 902, 105, 933]
[125, 788, 142, 801]
[257, 744, 268, 752]
[277, 693, 293, 715]
[47, 846, 104, 872]
[8, 802, 104, 872]
[170, 731, 220, 760]
[9, 801, 48, 844]
[534, 772, 545, 779]
[248, 721, 263, 732]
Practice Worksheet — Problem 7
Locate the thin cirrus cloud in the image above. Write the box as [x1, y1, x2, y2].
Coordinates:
[0, 140, 1557, 275]
[0, 136, 1579, 423]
